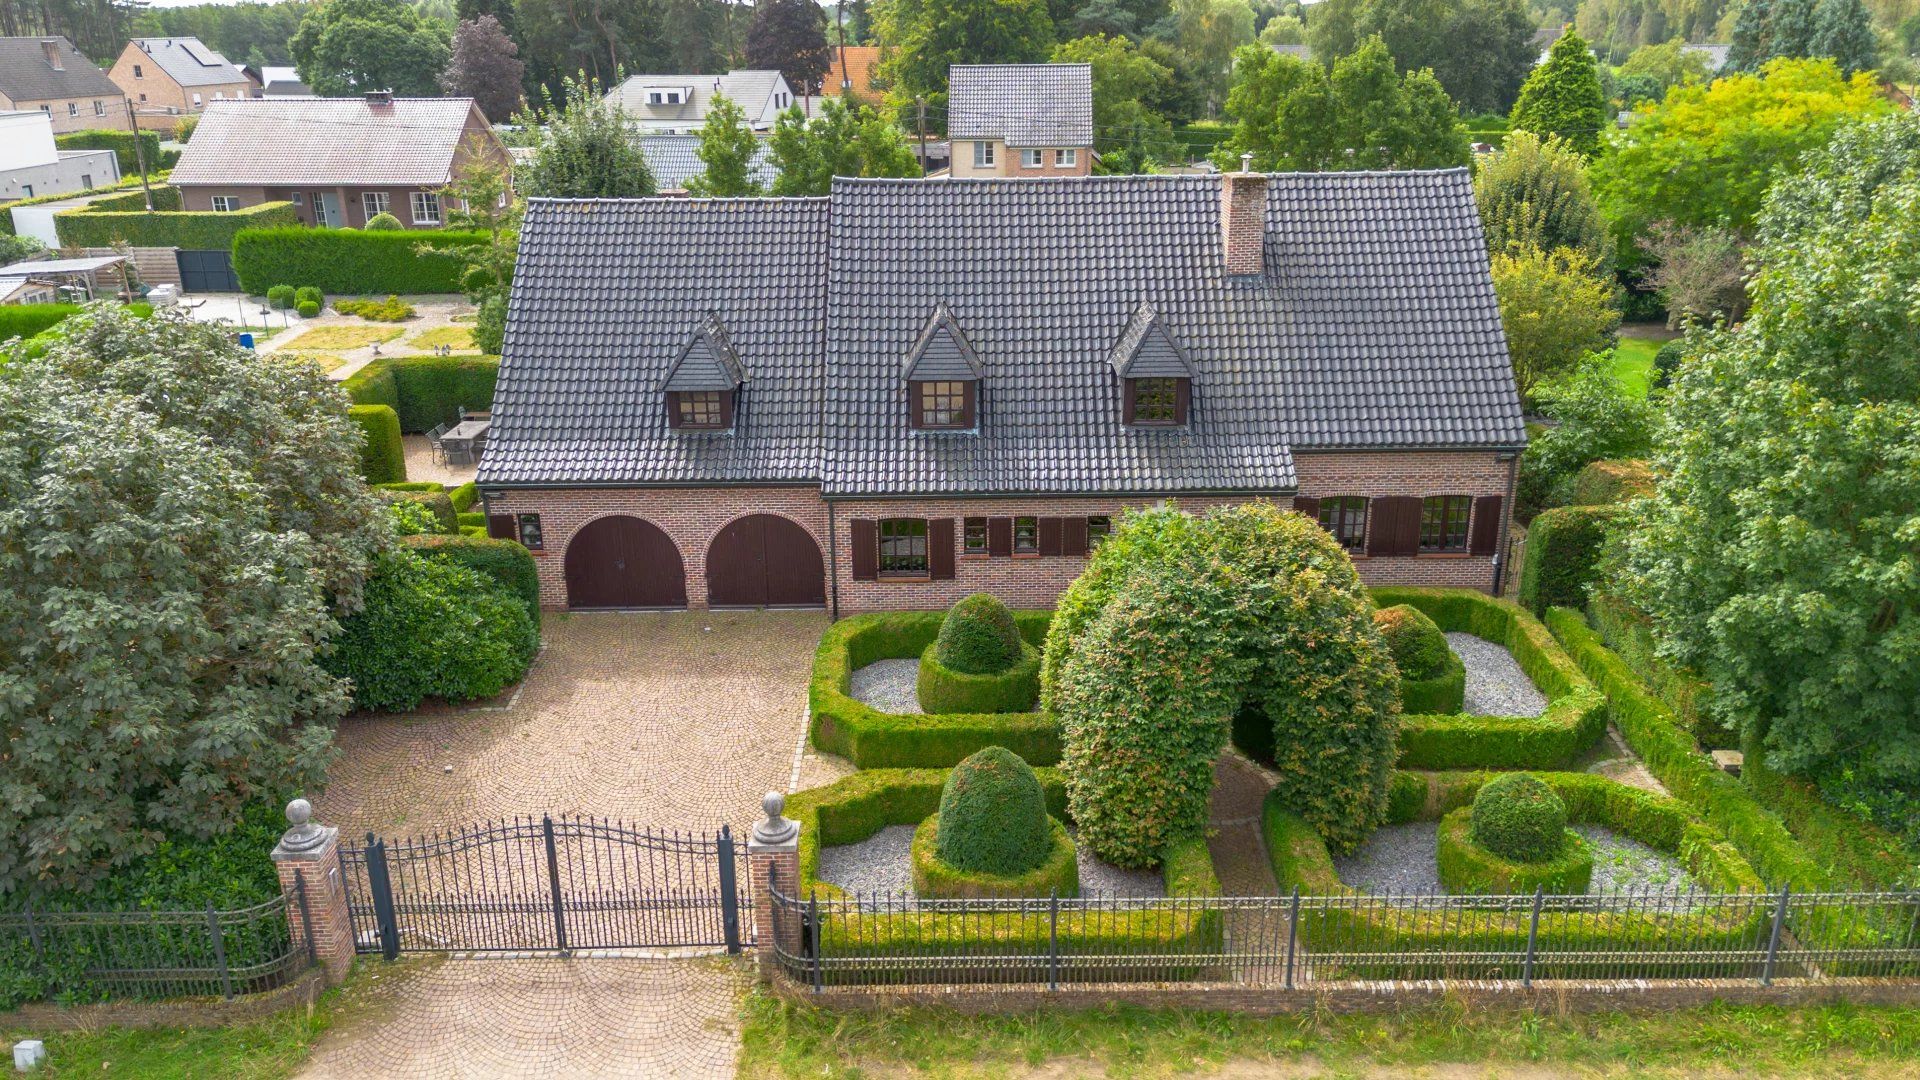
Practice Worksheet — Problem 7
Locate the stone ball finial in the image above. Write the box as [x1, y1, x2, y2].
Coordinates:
[762, 791, 785, 821]
[274, 795, 333, 856]
[753, 790, 798, 846]
[286, 798, 312, 827]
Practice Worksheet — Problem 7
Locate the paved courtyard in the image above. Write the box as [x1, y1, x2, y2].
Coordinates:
[305, 609, 828, 1079]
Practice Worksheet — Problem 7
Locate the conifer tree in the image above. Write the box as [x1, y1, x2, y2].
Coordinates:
[1509, 30, 1610, 157]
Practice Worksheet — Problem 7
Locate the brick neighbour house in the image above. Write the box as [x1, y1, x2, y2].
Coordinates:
[479, 170, 1525, 616]
[107, 37, 252, 114]
[946, 64, 1094, 178]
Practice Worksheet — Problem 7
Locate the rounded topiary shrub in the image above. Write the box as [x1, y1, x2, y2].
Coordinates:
[364, 212, 404, 231]
[295, 286, 323, 307]
[1372, 603, 1465, 714]
[1468, 773, 1569, 863]
[912, 814, 1077, 899]
[1438, 808, 1592, 894]
[931, 592, 1024, 674]
[296, 299, 320, 318]
[918, 639, 1041, 713]
[266, 284, 295, 310]
[933, 746, 1053, 875]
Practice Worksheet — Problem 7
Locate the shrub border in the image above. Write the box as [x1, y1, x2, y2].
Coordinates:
[1437, 810, 1593, 895]
[916, 641, 1041, 715]
[911, 815, 1078, 899]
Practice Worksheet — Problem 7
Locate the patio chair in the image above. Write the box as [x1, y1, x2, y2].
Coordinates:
[425, 422, 450, 465]
[443, 440, 475, 467]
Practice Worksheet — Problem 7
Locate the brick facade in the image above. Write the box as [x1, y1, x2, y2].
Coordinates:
[1221, 170, 1266, 276]
[483, 449, 1516, 614]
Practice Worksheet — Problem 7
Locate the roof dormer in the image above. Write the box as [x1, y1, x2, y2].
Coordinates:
[661, 313, 743, 430]
[904, 305, 982, 431]
[1111, 303, 1193, 427]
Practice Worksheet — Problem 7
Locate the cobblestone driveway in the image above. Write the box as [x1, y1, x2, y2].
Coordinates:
[304, 609, 828, 1080]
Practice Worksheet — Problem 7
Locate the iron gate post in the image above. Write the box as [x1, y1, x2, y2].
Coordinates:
[294, 869, 318, 966]
[1284, 887, 1299, 990]
[542, 815, 569, 953]
[1048, 890, 1060, 990]
[1761, 884, 1790, 986]
[205, 901, 235, 1000]
[717, 825, 742, 955]
[1523, 886, 1543, 988]
[748, 791, 802, 983]
[365, 835, 401, 961]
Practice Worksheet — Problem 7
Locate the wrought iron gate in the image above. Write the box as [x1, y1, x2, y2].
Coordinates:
[340, 816, 751, 957]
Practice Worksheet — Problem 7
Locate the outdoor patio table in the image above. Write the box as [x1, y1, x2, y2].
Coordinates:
[441, 419, 491, 463]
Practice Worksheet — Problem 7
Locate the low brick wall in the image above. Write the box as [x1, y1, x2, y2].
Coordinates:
[0, 967, 326, 1032]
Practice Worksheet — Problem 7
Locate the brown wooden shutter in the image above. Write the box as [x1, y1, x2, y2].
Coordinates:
[486, 514, 515, 540]
[665, 391, 682, 429]
[1062, 516, 1089, 556]
[987, 516, 1012, 557]
[961, 382, 978, 428]
[1370, 496, 1422, 557]
[718, 390, 735, 429]
[1175, 378, 1192, 424]
[851, 519, 877, 580]
[1038, 517, 1062, 556]
[1292, 496, 1320, 521]
[929, 518, 955, 579]
[1468, 495, 1504, 556]
[1122, 379, 1136, 424]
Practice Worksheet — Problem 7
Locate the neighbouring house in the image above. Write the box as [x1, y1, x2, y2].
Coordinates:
[169, 93, 511, 227]
[0, 269, 59, 304]
[244, 65, 311, 98]
[0, 37, 123, 134]
[947, 64, 1093, 178]
[1681, 43, 1732, 72]
[606, 70, 798, 134]
[638, 134, 777, 194]
[0, 109, 119, 203]
[477, 168, 1525, 615]
[109, 37, 251, 114]
[821, 46, 881, 101]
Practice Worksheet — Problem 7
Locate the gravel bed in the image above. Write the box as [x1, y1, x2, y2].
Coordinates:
[816, 823, 1166, 903]
[1332, 821, 1701, 897]
[1446, 632, 1548, 717]
[847, 659, 921, 714]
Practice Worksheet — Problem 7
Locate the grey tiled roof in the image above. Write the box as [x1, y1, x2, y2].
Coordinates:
[638, 134, 777, 192]
[170, 97, 481, 187]
[949, 64, 1092, 148]
[0, 37, 119, 101]
[608, 71, 784, 125]
[481, 172, 1525, 494]
[130, 37, 246, 88]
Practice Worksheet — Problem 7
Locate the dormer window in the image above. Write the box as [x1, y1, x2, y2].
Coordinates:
[1110, 302, 1195, 428]
[647, 88, 687, 105]
[661, 313, 745, 432]
[670, 389, 730, 429]
[903, 304, 984, 432]
[1127, 377, 1186, 425]
[912, 380, 974, 429]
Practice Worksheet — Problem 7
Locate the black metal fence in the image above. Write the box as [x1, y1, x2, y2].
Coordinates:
[341, 816, 751, 957]
[769, 883, 1920, 991]
[0, 894, 308, 1006]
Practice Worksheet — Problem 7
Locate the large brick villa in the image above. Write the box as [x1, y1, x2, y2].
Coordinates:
[477, 169, 1526, 615]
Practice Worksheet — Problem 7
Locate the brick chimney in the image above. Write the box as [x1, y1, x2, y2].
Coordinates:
[1221, 152, 1265, 277]
[40, 39, 62, 71]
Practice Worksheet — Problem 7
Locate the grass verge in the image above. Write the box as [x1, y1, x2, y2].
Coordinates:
[1611, 335, 1662, 400]
[407, 325, 476, 351]
[738, 989, 1920, 1078]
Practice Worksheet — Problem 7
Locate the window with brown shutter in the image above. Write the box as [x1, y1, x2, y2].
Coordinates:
[878, 518, 930, 576]
[851, 519, 877, 580]
[1420, 496, 1473, 553]
[1038, 517, 1063, 556]
[963, 517, 989, 555]
[1368, 496, 1423, 557]
[1013, 516, 1039, 554]
[1468, 495, 1504, 555]
[987, 516, 1012, 556]
[1319, 497, 1369, 553]
[929, 518, 955, 579]
[1062, 516, 1088, 556]
[1292, 496, 1320, 520]
[486, 514, 515, 540]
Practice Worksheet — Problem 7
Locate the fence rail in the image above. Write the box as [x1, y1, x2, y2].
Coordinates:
[0, 893, 307, 1005]
[769, 882, 1920, 991]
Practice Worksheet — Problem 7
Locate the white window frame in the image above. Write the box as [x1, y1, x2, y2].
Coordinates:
[210, 195, 239, 212]
[192, 92, 202, 107]
[362, 191, 390, 219]
[1019, 148, 1043, 168]
[1056, 148, 1077, 168]
[973, 141, 995, 168]
[410, 191, 441, 225]
[92, 99, 103, 115]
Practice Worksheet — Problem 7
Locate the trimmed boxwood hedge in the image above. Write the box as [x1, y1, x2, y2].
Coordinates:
[913, 815, 1078, 898]
[1585, 592, 1725, 746]
[1374, 603, 1465, 713]
[1438, 808, 1592, 894]
[404, 532, 541, 625]
[53, 130, 161, 177]
[375, 486, 457, 533]
[84, 186, 183, 212]
[1570, 459, 1654, 506]
[447, 481, 480, 512]
[1517, 504, 1622, 614]
[0, 174, 156, 235]
[1369, 588, 1607, 770]
[233, 227, 489, 295]
[1468, 772, 1568, 861]
[348, 404, 406, 484]
[341, 355, 500, 433]
[917, 641, 1041, 714]
[54, 200, 296, 249]
[810, 611, 1059, 768]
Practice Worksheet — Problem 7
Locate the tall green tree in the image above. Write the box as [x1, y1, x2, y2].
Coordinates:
[746, 0, 834, 93]
[1617, 115, 1920, 833]
[437, 148, 519, 354]
[685, 95, 767, 196]
[872, 0, 1054, 121]
[1725, 0, 1774, 71]
[768, 98, 921, 194]
[288, 0, 451, 96]
[1490, 245, 1621, 403]
[516, 74, 658, 198]
[1306, 0, 1537, 113]
[1810, 0, 1881, 75]
[1614, 40, 1712, 94]
[1173, 0, 1258, 113]
[1510, 29, 1609, 156]
[1473, 130, 1612, 269]
[1216, 36, 1470, 171]
[1053, 33, 1182, 166]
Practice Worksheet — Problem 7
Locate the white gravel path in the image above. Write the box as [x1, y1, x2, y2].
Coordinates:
[1332, 821, 1701, 896]
[816, 823, 1166, 900]
[848, 659, 921, 714]
[1447, 632, 1549, 717]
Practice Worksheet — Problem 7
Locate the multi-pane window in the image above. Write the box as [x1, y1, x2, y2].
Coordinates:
[210, 195, 239, 212]
[362, 191, 391, 219]
[1056, 148, 1077, 167]
[1318, 496, 1369, 552]
[1087, 515, 1113, 548]
[1020, 148, 1043, 168]
[1420, 495, 1472, 553]
[92, 100, 103, 115]
[878, 518, 929, 576]
[973, 141, 995, 168]
[963, 517, 989, 555]
[674, 390, 725, 428]
[66, 102, 77, 116]
[1131, 378, 1179, 424]
[411, 191, 441, 224]
[517, 514, 544, 551]
[1013, 516, 1039, 554]
[914, 380, 970, 428]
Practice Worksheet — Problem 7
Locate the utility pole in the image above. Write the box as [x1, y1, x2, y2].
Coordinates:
[915, 95, 927, 174]
[124, 98, 153, 211]
[835, 1, 851, 94]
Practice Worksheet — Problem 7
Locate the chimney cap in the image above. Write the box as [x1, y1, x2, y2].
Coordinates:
[1239, 152, 1254, 174]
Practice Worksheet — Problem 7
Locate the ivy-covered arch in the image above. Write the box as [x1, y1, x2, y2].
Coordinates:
[1043, 503, 1402, 867]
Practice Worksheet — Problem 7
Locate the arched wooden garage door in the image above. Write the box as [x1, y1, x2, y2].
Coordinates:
[564, 515, 687, 610]
[706, 514, 826, 608]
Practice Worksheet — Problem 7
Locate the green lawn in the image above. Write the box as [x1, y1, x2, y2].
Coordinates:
[1612, 335, 1664, 400]
[739, 991, 1920, 1078]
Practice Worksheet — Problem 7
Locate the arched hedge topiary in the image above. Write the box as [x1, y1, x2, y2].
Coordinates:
[932, 592, 1024, 674]
[1374, 604, 1451, 680]
[1469, 773, 1568, 862]
[1046, 504, 1402, 867]
[933, 746, 1054, 875]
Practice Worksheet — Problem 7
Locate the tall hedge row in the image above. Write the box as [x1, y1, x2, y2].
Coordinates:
[341, 355, 499, 432]
[84, 186, 184, 212]
[347, 404, 406, 484]
[55, 200, 297, 249]
[1517, 504, 1622, 614]
[54, 130, 161, 177]
[0, 175, 154, 235]
[232, 227, 489, 295]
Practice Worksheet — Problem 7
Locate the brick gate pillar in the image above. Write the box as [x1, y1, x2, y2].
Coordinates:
[272, 798, 356, 986]
[747, 791, 801, 984]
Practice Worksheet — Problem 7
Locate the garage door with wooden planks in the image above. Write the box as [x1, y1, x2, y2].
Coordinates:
[706, 514, 826, 608]
[563, 515, 688, 609]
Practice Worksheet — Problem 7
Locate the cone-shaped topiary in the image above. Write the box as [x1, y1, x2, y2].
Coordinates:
[932, 592, 1024, 674]
[1468, 773, 1568, 862]
[1373, 604, 1451, 681]
[934, 746, 1053, 874]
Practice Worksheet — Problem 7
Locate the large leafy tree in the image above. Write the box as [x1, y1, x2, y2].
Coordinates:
[1509, 29, 1609, 157]
[0, 307, 387, 896]
[768, 98, 921, 195]
[289, 0, 451, 96]
[1613, 40, 1712, 94]
[517, 74, 658, 198]
[1052, 33, 1181, 167]
[1474, 130, 1612, 269]
[1617, 115, 1920, 828]
[747, 0, 834, 92]
[1306, 0, 1537, 114]
[686, 95, 766, 196]
[1810, 0, 1881, 75]
[1216, 36, 1470, 172]
[1490, 246, 1620, 404]
[872, 0, 1053, 121]
[441, 15, 524, 122]
[1727, 0, 1879, 72]
[1172, 0, 1257, 113]
[1591, 58, 1890, 270]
